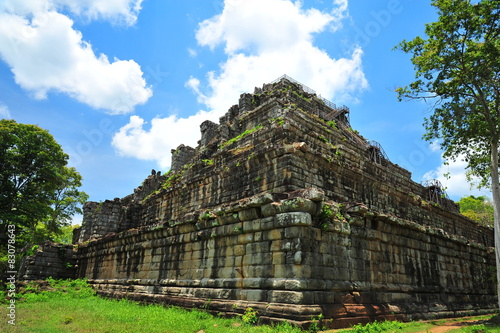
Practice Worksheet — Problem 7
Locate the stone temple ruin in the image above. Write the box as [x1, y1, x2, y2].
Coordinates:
[20, 75, 497, 329]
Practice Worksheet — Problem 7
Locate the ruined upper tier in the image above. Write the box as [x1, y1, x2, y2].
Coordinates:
[76, 76, 491, 247]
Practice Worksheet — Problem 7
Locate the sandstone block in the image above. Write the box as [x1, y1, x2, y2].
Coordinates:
[274, 212, 312, 227]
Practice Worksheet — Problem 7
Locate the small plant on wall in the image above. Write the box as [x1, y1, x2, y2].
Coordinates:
[242, 307, 259, 325]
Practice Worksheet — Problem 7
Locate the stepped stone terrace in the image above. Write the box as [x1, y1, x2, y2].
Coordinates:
[21, 76, 497, 329]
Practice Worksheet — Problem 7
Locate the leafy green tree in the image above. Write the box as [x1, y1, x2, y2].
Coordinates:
[457, 195, 494, 227]
[0, 119, 87, 246]
[395, 0, 500, 306]
[45, 167, 88, 235]
[52, 224, 81, 244]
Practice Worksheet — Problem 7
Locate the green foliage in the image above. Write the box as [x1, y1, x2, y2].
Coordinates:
[326, 120, 338, 129]
[292, 90, 311, 102]
[53, 224, 79, 244]
[457, 324, 489, 333]
[348, 321, 403, 333]
[25, 245, 39, 256]
[159, 165, 195, 193]
[319, 204, 334, 230]
[0, 120, 87, 251]
[199, 211, 214, 220]
[161, 171, 183, 190]
[319, 204, 345, 230]
[270, 117, 285, 126]
[318, 135, 328, 143]
[0, 120, 66, 227]
[220, 125, 263, 149]
[458, 195, 494, 227]
[309, 314, 325, 333]
[394, 0, 500, 189]
[21, 278, 96, 302]
[202, 159, 214, 166]
[47, 167, 89, 231]
[242, 307, 259, 325]
[395, 4, 500, 298]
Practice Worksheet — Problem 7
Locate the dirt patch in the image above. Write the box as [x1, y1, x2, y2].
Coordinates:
[422, 320, 477, 333]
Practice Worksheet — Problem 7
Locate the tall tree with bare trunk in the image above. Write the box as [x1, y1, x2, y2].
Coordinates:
[395, 0, 500, 307]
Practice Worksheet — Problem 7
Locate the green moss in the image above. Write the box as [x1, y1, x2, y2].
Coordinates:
[219, 124, 264, 150]
[161, 164, 193, 190]
[269, 117, 285, 126]
[292, 90, 311, 102]
[199, 211, 214, 220]
[326, 120, 338, 129]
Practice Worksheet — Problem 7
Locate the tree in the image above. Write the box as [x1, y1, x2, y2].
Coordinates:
[395, 0, 500, 307]
[457, 195, 494, 227]
[0, 119, 87, 245]
[45, 167, 88, 235]
[53, 224, 81, 244]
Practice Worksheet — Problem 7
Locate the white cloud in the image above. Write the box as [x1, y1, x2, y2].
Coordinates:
[112, 113, 216, 169]
[423, 154, 492, 200]
[0, 0, 143, 26]
[112, 0, 368, 168]
[193, 0, 366, 113]
[196, 0, 335, 54]
[187, 48, 197, 58]
[0, 1, 151, 114]
[0, 103, 12, 119]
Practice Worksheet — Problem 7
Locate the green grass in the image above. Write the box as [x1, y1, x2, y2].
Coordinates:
[0, 279, 302, 333]
[219, 125, 263, 149]
[337, 320, 433, 333]
[2, 279, 500, 333]
[332, 315, 500, 333]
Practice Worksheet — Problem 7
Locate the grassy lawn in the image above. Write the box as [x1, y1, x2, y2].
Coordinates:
[0, 279, 301, 333]
[1, 279, 499, 333]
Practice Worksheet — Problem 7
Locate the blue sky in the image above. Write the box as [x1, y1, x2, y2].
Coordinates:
[0, 0, 491, 224]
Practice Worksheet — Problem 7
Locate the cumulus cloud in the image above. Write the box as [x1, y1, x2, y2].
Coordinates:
[192, 0, 365, 113]
[112, 0, 368, 168]
[196, 0, 335, 54]
[423, 154, 492, 200]
[112, 113, 216, 169]
[0, 0, 151, 114]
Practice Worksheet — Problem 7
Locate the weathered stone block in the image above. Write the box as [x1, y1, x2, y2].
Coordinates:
[239, 208, 260, 222]
[268, 290, 314, 304]
[275, 212, 312, 227]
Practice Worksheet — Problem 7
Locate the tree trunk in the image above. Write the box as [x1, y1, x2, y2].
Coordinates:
[490, 140, 500, 309]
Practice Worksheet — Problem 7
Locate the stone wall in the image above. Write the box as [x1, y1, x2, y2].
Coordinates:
[22, 77, 497, 328]
[77, 78, 492, 247]
[77, 190, 495, 328]
[76, 170, 164, 242]
[18, 241, 77, 281]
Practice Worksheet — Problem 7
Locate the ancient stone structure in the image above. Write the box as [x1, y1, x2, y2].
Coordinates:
[21, 75, 497, 328]
[18, 241, 77, 281]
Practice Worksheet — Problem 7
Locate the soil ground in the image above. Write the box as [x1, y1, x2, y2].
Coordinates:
[421, 319, 481, 333]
